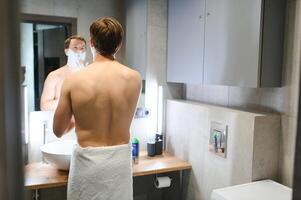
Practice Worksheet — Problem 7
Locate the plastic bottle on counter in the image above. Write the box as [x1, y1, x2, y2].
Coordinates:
[132, 137, 139, 162]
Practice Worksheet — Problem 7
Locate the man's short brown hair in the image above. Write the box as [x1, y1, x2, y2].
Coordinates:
[64, 35, 86, 49]
[89, 17, 124, 57]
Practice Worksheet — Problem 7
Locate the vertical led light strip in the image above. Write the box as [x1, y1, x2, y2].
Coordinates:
[23, 86, 29, 144]
[157, 85, 163, 134]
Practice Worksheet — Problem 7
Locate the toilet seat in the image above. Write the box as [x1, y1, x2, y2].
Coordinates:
[211, 180, 292, 200]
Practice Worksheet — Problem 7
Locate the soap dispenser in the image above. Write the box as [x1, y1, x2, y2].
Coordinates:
[155, 134, 163, 155]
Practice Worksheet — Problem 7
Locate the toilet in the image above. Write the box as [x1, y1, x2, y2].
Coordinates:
[211, 180, 292, 200]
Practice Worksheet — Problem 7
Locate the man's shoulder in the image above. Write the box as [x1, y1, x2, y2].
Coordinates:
[63, 69, 85, 87]
[60, 73, 78, 92]
[120, 64, 142, 81]
[45, 71, 58, 82]
[128, 70, 142, 84]
[120, 65, 142, 91]
[47, 66, 66, 79]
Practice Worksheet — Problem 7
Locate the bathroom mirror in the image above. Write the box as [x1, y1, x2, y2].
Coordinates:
[20, 15, 75, 111]
[20, 11, 146, 113]
[19, 1, 149, 165]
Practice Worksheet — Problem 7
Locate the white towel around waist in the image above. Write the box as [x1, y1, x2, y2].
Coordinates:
[67, 143, 133, 200]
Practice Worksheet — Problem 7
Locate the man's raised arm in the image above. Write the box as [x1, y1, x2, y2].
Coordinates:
[40, 73, 59, 111]
[53, 78, 74, 138]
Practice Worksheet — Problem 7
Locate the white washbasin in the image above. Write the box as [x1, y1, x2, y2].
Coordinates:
[40, 140, 77, 170]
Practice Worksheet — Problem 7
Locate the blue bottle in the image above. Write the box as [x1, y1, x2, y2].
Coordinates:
[132, 137, 139, 160]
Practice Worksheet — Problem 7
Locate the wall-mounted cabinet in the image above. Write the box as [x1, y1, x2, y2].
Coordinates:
[167, 0, 205, 84]
[167, 0, 286, 88]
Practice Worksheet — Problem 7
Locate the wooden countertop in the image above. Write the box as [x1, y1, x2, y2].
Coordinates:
[25, 162, 68, 190]
[132, 151, 191, 176]
[25, 151, 191, 190]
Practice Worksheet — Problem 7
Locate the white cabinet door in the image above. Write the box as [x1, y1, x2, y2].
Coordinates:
[204, 0, 263, 87]
[167, 0, 205, 83]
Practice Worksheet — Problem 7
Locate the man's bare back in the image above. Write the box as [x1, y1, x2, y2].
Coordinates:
[54, 59, 141, 147]
[54, 17, 139, 200]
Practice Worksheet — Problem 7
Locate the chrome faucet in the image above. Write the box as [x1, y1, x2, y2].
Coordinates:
[42, 120, 47, 145]
[42, 120, 49, 164]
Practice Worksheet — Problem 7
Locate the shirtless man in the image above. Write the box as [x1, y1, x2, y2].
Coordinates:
[53, 18, 141, 200]
[40, 35, 86, 111]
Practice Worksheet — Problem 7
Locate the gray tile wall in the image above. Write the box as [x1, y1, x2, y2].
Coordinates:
[185, 0, 301, 187]
[166, 100, 281, 200]
[145, 0, 183, 135]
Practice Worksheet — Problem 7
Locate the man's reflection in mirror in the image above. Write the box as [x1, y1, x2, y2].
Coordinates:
[40, 35, 86, 111]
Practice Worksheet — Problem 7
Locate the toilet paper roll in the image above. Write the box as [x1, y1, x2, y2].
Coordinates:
[154, 176, 171, 189]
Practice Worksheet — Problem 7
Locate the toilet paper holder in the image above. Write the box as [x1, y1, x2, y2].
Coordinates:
[154, 175, 172, 189]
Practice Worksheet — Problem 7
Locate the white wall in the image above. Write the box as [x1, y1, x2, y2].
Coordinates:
[20, 23, 35, 112]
